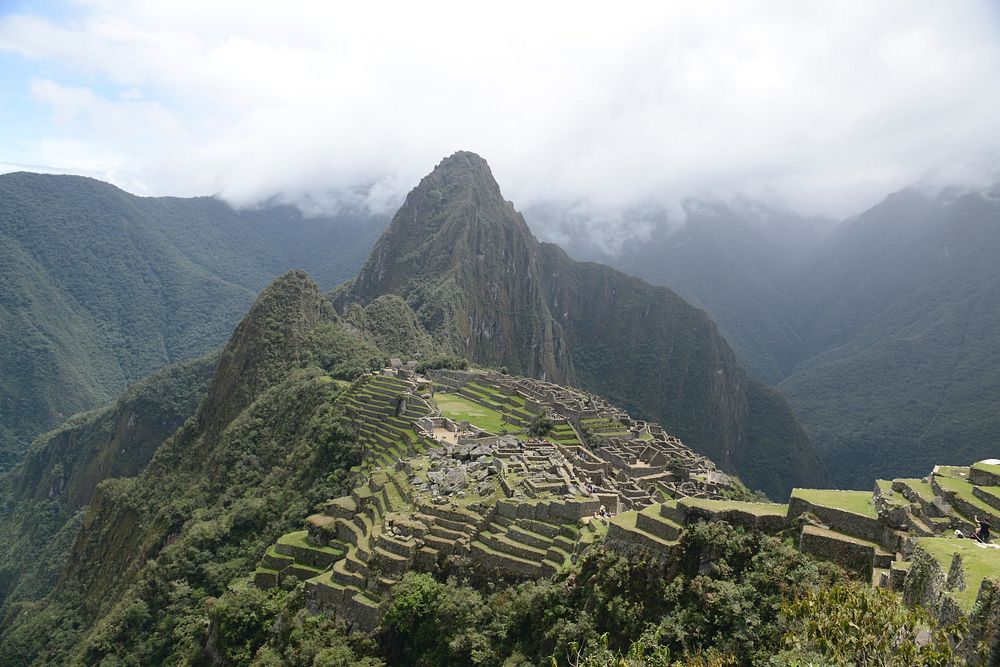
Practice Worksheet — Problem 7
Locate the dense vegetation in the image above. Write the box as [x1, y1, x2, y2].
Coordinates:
[0, 271, 393, 665]
[0, 172, 385, 473]
[0, 353, 216, 616]
[551, 185, 1000, 488]
[777, 187, 1000, 487]
[124, 523, 959, 667]
[336, 152, 824, 498]
[0, 269, 970, 666]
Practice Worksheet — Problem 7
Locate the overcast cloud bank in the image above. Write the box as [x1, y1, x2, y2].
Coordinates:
[2, 1, 1000, 233]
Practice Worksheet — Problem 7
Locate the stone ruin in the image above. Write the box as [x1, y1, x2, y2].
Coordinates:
[252, 367, 1000, 661]
[426, 369, 733, 509]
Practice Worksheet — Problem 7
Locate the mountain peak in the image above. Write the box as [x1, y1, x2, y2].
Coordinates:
[409, 150, 506, 209]
[198, 270, 328, 435]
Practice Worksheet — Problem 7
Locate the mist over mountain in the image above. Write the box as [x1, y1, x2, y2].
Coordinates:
[0, 172, 385, 473]
[528, 199, 835, 384]
[546, 184, 1000, 489]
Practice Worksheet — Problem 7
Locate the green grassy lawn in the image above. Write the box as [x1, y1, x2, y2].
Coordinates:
[875, 479, 909, 506]
[972, 461, 1000, 478]
[934, 465, 971, 480]
[277, 531, 341, 554]
[894, 478, 935, 503]
[680, 497, 788, 516]
[917, 537, 1000, 611]
[435, 393, 511, 433]
[791, 489, 877, 518]
[933, 475, 1000, 520]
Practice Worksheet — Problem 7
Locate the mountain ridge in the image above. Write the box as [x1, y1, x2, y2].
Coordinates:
[0, 172, 386, 472]
[335, 151, 825, 497]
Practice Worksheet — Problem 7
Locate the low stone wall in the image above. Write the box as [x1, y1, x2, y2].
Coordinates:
[522, 397, 546, 415]
[970, 466, 1000, 488]
[799, 526, 874, 580]
[788, 496, 896, 550]
[471, 545, 540, 578]
[973, 487, 1000, 513]
[606, 523, 680, 558]
[965, 578, 1000, 665]
[903, 546, 955, 619]
[495, 498, 600, 522]
[901, 545, 1000, 665]
[456, 433, 500, 446]
[678, 501, 787, 534]
[932, 479, 1000, 527]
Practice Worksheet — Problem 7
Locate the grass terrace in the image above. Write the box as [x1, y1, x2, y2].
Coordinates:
[791, 488, 877, 518]
[894, 478, 935, 503]
[934, 465, 971, 480]
[680, 498, 788, 516]
[972, 461, 1000, 479]
[435, 392, 511, 434]
[277, 530, 341, 555]
[580, 417, 630, 438]
[547, 423, 580, 444]
[933, 475, 1000, 521]
[917, 537, 1000, 612]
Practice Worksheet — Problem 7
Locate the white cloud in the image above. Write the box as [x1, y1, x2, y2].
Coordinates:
[1, 0, 999, 225]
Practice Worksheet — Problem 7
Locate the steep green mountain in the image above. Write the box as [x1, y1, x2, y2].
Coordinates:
[0, 172, 385, 471]
[0, 271, 387, 665]
[777, 186, 1000, 487]
[529, 199, 831, 384]
[334, 154, 568, 381]
[335, 152, 825, 497]
[0, 354, 216, 614]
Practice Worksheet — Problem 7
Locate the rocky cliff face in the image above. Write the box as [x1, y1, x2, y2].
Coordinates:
[337, 152, 570, 381]
[335, 152, 825, 497]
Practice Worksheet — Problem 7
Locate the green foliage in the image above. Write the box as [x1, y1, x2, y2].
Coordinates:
[0, 354, 215, 619]
[354, 295, 440, 360]
[778, 582, 961, 666]
[528, 414, 555, 437]
[368, 525, 861, 667]
[0, 171, 383, 472]
[305, 320, 385, 379]
[771, 190, 1000, 488]
[209, 584, 288, 665]
[251, 605, 383, 667]
[0, 274, 376, 665]
[381, 572, 496, 666]
[415, 355, 470, 373]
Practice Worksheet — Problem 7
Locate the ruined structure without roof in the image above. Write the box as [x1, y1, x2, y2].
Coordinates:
[253, 368, 1000, 654]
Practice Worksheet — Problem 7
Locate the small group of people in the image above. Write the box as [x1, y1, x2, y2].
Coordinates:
[595, 504, 614, 520]
[956, 514, 991, 543]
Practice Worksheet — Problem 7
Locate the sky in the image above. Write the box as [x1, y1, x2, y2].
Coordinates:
[2, 0, 1000, 228]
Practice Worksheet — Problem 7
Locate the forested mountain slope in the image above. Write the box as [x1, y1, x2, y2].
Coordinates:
[0, 173, 385, 471]
[0, 354, 216, 616]
[778, 187, 1000, 487]
[531, 200, 831, 384]
[551, 185, 1000, 488]
[0, 271, 387, 664]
